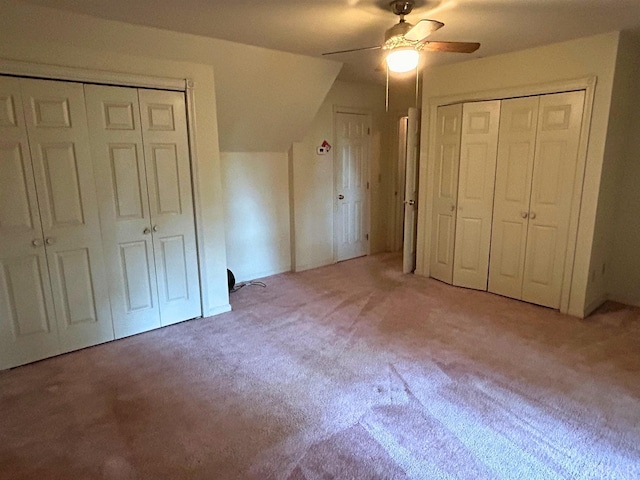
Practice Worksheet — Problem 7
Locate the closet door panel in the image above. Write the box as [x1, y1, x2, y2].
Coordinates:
[21, 78, 114, 351]
[139, 89, 201, 326]
[453, 100, 501, 290]
[522, 90, 585, 308]
[84, 84, 161, 339]
[0, 76, 59, 369]
[488, 96, 539, 299]
[430, 104, 462, 284]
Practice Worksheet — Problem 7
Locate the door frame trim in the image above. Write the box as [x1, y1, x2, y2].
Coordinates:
[0, 59, 209, 318]
[332, 106, 372, 263]
[417, 76, 596, 315]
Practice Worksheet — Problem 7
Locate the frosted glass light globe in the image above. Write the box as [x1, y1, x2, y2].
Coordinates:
[386, 48, 420, 73]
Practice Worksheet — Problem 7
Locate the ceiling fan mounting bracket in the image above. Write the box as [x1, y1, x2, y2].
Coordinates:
[391, 0, 415, 17]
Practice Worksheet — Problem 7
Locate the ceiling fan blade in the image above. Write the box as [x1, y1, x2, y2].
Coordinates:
[404, 19, 445, 42]
[421, 41, 481, 53]
[322, 45, 382, 56]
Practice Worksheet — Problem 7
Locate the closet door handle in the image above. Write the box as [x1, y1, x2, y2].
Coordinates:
[521, 212, 528, 219]
[529, 212, 537, 220]
[338, 194, 344, 200]
[450, 204, 456, 212]
[32, 239, 42, 247]
[153, 225, 159, 233]
[45, 237, 55, 245]
[143, 227, 151, 235]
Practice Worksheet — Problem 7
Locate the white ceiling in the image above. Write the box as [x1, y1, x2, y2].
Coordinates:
[20, 0, 640, 84]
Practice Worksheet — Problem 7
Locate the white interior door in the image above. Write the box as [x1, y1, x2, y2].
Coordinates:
[334, 112, 370, 262]
[522, 90, 585, 308]
[0, 76, 60, 369]
[430, 103, 462, 284]
[452, 100, 501, 290]
[85, 84, 161, 339]
[402, 107, 420, 273]
[393, 116, 408, 252]
[139, 89, 201, 326]
[488, 96, 540, 299]
[21, 78, 114, 352]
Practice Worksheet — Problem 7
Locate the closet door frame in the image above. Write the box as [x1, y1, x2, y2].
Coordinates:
[419, 76, 596, 315]
[0, 60, 211, 319]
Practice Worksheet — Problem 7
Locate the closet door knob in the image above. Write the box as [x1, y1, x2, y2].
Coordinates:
[521, 212, 528, 219]
[45, 237, 55, 245]
[153, 225, 159, 233]
[450, 204, 456, 212]
[338, 194, 344, 200]
[143, 227, 151, 235]
[32, 239, 42, 247]
[530, 212, 537, 220]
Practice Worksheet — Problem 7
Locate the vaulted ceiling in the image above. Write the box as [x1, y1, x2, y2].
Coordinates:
[19, 0, 640, 84]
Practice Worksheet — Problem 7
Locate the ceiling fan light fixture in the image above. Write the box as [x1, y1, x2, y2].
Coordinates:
[386, 47, 420, 73]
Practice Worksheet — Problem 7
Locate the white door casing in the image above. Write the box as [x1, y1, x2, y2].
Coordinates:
[138, 89, 202, 326]
[20, 78, 114, 353]
[452, 100, 501, 291]
[488, 96, 540, 299]
[403, 107, 420, 274]
[85, 84, 162, 339]
[334, 111, 370, 262]
[430, 104, 463, 284]
[522, 90, 585, 308]
[0, 76, 60, 369]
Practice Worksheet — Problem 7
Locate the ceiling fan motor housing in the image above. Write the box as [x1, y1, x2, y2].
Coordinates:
[384, 20, 414, 46]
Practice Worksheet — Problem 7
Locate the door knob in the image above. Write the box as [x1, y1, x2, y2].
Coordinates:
[152, 225, 159, 232]
[338, 194, 344, 200]
[45, 237, 55, 245]
[405, 199, 416, 206]
[521, 212, 528, 219]
[529, 212, 537, 220]
[143, 227, 151, 235]
[450, 204, 455, 211]
[32, 239, 42, 247]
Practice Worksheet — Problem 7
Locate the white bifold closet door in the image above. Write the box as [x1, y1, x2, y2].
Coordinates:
[85, 85, 201, 339]
[489, 91, 585, 308]
[430, 103, 462, 284]
[0, 77, 60, 367]
[452, 100, 501, 290]
[0, 77, 114, 369]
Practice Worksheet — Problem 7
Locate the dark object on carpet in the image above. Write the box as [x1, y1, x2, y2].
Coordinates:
[227, 268, 236, 292]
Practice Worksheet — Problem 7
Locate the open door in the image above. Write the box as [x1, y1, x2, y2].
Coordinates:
[402, 107, 420, 273]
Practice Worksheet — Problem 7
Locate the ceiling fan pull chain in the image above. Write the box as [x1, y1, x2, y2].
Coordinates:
[386, 64, 390, 112]
[415, 65, 420, 108]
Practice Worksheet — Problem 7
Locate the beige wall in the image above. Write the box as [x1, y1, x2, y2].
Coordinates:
[415, 32, 620, 317]
[291, 80, 388, 272]
[0, 1, 341, 153]
[221, 152, 291, 282]
[607, 32, 640, 307]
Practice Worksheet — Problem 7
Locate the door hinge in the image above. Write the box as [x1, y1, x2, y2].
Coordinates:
[367, 127, 370, 135]
[366, 181, 369, 189]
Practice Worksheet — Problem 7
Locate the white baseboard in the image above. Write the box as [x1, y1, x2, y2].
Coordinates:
[583, 293, 608, 318]
[607, 294, 640, 308]
[206, 304, 232, 317]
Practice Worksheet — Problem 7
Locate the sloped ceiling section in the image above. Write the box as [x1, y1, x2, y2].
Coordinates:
[209, 44, 342, 152]
[0, 1, 342, 152]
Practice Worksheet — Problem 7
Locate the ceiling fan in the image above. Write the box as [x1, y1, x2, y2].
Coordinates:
[322, 0, 480, 73]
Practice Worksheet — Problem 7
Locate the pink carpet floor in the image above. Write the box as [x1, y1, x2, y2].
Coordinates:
[1, 253, 639, 479]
